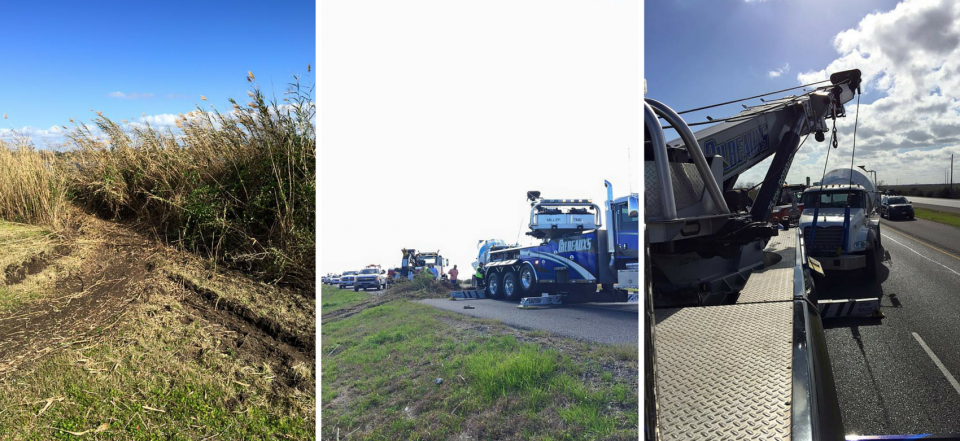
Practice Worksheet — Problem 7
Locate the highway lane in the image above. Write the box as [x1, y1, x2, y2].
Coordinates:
[419, 297, 638, 346]
[821, 221, 960, 436]
[903, 196, 960, 214]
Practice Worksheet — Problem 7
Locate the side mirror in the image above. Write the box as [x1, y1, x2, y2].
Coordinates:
[627, 195, 639, 218]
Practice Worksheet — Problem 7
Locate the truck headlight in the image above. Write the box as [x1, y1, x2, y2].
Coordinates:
[854, 241, 867, 250]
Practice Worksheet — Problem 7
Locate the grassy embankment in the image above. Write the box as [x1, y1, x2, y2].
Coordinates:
[321, 284, 639, 440]
[912, 206, 960, 229]
[320, 284, 371, 314]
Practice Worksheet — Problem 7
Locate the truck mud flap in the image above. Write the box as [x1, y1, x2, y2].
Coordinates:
[449, 290, 486, 299]
[818, 298, 881, 318]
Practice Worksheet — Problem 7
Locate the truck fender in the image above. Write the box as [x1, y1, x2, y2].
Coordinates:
[866, 225, 879, 249]
[519, 261, 539, 284]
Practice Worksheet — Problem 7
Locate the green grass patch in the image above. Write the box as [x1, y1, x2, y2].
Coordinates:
[0, 292, 313, 439]
[322, 299, 638, 440]
[320, 284, 371, 314]
[913, 206, 960, 229]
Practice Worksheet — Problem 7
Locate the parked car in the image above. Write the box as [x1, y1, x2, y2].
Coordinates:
[339, 271, 358, 289]
[881, 196, 914, 220]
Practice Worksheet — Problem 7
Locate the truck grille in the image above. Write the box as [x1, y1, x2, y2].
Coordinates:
[803, 226, 845, 256]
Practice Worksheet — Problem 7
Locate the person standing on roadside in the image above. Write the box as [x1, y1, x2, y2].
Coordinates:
[448, 265, 459, 286]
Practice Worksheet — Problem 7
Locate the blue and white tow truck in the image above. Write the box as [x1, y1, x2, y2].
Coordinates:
[452, 181, 638, 307]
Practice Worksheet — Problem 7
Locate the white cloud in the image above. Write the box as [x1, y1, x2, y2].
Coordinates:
[107, 91, 155, 99]
[744, 0, 960, 186]
[137, 113, 179, 127]
[0, 125, 75, 150]
[768, 63, 790, 78]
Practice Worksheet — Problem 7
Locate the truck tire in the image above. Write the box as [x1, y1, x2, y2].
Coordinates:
[519, 266, 538, 295]
[503, 272, 520, 301]
[487, 272, 503, 299]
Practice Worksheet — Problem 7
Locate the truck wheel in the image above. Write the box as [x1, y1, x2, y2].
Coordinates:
[503, 272, 520, 301]
[519, 266, 537, 294]
[487, 272, 503, 299]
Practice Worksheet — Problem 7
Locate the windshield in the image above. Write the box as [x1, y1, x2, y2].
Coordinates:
[802, 191, 863, 209]
[888, 197, 908, 204]
[344, 271, 357, 275]
[360, 269, 378, 274]
[778, 190, 802, 205]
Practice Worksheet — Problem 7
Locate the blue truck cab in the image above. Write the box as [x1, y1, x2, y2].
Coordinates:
[482, 181, 639, 301]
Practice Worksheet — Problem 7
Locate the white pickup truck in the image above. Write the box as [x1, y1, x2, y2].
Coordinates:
[353, 266, 387, 291]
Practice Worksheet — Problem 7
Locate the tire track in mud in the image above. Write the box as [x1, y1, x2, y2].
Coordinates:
[170, 275, 314, 395]
[0, 246, 144, 376]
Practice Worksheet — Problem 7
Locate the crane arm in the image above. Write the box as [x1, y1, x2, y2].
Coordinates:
[663, 69, 861, 221]
[666, 71, 860, 187]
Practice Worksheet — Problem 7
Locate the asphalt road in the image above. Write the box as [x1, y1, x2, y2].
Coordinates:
[419, 298, 638, 346]
[903, 196, 960, 214]
[821, 219, 960, 436]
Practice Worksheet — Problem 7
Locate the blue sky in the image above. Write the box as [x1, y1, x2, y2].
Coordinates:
[0, 0, 315, 147]
[645, 0, 960, 186]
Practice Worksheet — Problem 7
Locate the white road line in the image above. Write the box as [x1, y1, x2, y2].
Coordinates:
[881, 233, 960, 277]
[912, 332, 960, 397]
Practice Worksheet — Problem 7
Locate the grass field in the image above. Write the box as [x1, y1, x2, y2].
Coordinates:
[320, 284, 370, 314]
[321, 287, 639, 440]
[0, 288, 313, 440]
[913, 206, 960, 229]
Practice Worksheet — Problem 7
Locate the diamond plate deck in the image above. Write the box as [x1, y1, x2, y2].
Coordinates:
[655, 301, 793, 441]
[737, 229, 797, 304]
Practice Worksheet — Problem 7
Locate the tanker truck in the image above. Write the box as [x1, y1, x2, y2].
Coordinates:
[798, 167, 882, 279]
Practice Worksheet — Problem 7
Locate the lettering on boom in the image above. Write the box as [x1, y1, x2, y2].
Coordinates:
[702, 124, 769, 172]
[558, 238, 593, 253]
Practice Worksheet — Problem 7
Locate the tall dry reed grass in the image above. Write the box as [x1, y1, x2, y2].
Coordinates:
[1, 74, 315, 286]
[0, 137, 71, 228]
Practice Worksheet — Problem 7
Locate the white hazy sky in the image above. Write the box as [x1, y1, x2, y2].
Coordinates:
[320, 1, 639, 275]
